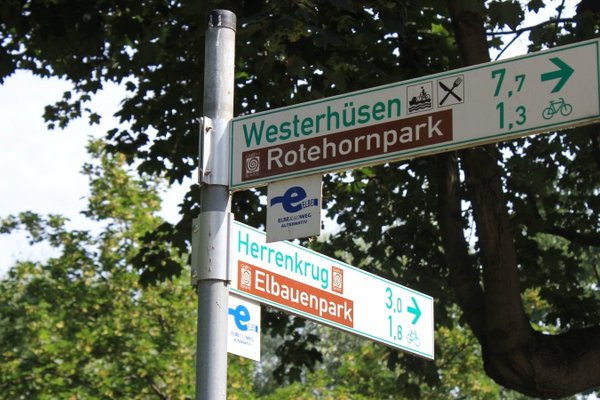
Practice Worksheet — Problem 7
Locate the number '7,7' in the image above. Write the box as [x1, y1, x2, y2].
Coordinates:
[491, 68, 506, 97]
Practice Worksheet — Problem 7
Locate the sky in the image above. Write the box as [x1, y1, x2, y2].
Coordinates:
[0, 73, 188, 276]
[0, 1, 578, 277]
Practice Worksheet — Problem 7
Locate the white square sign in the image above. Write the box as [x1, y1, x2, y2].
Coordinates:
[228, 294, 261, 361]
[266, 174, 322, 243]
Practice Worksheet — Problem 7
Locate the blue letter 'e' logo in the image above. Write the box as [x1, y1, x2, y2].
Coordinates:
[229, 305, 251, 331]
[270, 186, 307, 213]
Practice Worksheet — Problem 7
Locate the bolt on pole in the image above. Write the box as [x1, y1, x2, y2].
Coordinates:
[194, 9, 236, 400]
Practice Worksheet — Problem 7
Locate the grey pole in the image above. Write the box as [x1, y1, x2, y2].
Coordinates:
[194, 9, 236, 400]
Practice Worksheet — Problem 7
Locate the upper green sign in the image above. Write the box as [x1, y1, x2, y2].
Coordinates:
[230, 38, 600, 190]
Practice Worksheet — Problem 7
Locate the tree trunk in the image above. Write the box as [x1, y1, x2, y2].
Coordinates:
[439, 0, 600, 397]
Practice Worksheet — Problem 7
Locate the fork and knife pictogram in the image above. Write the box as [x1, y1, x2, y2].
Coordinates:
[438, 77, 463, 105]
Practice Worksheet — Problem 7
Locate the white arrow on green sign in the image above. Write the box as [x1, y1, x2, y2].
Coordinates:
[230, 221, 435, 359]
[230, 38, 600, 190]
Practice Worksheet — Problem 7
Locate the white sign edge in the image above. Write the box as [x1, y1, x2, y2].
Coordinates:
[230, 221, 435, 360]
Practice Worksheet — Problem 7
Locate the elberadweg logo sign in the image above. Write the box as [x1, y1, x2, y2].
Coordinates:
[227, 294, 261, 361]
[266, 175, 322, 242]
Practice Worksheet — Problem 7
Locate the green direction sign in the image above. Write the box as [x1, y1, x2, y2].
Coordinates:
[230, 221, 435, 359]
[230, 38, 600, 190]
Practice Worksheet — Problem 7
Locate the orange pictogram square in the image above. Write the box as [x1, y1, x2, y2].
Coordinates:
[332, 266, 343, 294]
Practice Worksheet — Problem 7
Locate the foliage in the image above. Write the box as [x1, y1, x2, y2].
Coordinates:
[0, 143, 194, 398]
[0, 142, 582, 398]
[0, 143, 266, 399]
[2, 0, 600, 397]
[255, 314, 540, 399]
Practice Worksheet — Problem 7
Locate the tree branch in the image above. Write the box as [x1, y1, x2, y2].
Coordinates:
[545, 226, 600, 247]
[550, 0, 567, 47]
[445, 1, 600, 396]
[521, 188, 600, 247]
[462, 146, 533, 350]
[486, 18, 574, 36]
[436, 153, 486, 341]
[490, 326, 600, 398]
[146, 377, 170, 400]
[494, 30, 525, 60]
[489, 17, 574, 60]
[591, 127, 600, 171]
[461, 145, 600, 398]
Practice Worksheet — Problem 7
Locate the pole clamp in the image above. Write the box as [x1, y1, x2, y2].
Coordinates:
[199, 116, 230, 187]
[199, 116, 213, 185]
[191, 211, 233, 287]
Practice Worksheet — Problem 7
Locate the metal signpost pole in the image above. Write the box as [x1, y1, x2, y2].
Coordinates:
[195, 9, 236, 400]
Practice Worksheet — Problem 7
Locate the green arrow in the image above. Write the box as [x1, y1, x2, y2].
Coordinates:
[541, 57, 574, 93]
[407, 297, 422, 325]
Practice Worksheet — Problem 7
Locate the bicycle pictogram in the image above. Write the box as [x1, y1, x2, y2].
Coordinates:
[407, 330, 420, 347]
[542, 97, 573, 120]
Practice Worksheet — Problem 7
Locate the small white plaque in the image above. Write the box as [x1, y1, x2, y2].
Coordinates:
[228, 294, 261, 361]
[266, 174, 322, 243]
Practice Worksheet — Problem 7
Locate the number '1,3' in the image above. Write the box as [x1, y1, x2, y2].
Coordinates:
[496, 102, 527, 130]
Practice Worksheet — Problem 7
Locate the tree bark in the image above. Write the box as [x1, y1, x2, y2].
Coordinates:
[436, 152, 486, 341]
[440, 0, 600, 397]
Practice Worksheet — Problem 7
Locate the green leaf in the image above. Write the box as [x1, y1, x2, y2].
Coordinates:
[527, 0, 545, 13]
[88, 112, 101, 125]
[488, 0, 525, 30]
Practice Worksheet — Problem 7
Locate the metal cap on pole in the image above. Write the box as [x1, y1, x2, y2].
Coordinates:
[208, 9, 237, 31]
[195, 8, 236, 400]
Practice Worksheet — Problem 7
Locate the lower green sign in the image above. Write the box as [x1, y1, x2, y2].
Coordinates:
[230, 221, 435, 360]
